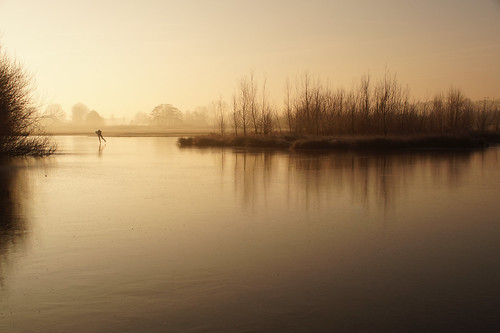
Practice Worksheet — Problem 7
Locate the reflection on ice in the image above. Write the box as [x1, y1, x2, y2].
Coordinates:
[0, 161, 30, 287]
[225, 149, 476, 214]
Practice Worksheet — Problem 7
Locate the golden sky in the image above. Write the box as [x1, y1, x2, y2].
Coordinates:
[1, 0, 499, 119]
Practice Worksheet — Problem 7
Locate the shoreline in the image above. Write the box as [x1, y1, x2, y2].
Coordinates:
[177, 132, 500, 151]
[43, 129, 500, 151]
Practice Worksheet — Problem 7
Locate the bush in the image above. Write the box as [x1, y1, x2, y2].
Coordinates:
[0, 44, 56, 156]
[177, 137, 193, 146]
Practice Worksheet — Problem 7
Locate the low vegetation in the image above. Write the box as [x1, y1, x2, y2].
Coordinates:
[178, 133, 497, 150]
[0, 44, 56, 156]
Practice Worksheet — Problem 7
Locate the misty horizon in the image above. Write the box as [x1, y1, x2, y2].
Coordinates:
[1, 1, 499, 120]
[40, 72, 500, 137]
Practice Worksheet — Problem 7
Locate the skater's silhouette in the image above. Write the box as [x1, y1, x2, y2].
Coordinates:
[95, 129, 106, 143]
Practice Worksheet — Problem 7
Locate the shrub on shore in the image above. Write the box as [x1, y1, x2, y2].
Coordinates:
[0, 44, 56, 157]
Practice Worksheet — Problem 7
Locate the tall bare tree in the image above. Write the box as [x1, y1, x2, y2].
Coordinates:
[232, 94, 239, 136]
[236, 76, 250, 135]
[212, 97, 227, 136]
[284, 78, 294, 134]
[248, 71, 260, 134]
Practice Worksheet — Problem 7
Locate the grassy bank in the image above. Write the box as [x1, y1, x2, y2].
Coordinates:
[178, 132, 500, 151]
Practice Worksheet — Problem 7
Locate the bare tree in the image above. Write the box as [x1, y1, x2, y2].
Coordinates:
[373, 70, 402, 136]
[232, 94, 239, 136]
[248, 71, 260, 134]
[0, 44, 55, 156]
[446, 88, 473, 132]
[284, 78, 294, 134]
[236, 76, 250, 135]
[358, 74, 371, 133]
[212, 97, 227, 136]
[476, 97, 493, 132]
[261, 77, 275, 135]
[347, 90, 357, 134]
[43, 104, 66, 123]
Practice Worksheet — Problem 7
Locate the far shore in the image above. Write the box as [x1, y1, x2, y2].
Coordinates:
[45, 126, 212, 137]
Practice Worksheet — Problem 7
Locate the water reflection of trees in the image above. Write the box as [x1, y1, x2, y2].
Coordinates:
[228, 149, 477, 214]
[232, 150, 278, 213]
[0, 161, 29, 287]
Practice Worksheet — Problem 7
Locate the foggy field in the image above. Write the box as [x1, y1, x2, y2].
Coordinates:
[45, 125, 213, 137]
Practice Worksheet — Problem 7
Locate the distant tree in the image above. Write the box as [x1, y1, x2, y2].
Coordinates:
[260, 77, 275, 134]
[183, 108, 210, 127]
[430, 94, 446, 132]
[284, 78, 294, 134]
[0, 43, 55, 156]
[232, 95, 239, 135]
[235, 76, 250, 135]
[71, 102, 89, 124]
[248, 72, 259, 134]
[212, 97, 227, 135]
[85, 110, 105, 127]
[150, 104, 182, 127]
[358, 74, 371, 132]
[446, 88, 473, 132]
[131, 112, 151, 126]
[42, 104, 66, 123]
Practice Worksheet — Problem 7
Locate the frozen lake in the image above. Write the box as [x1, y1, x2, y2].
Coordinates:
[1, 136, 499, 332]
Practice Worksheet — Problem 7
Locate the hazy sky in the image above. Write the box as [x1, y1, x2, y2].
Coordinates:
[1, 0, 499, 119]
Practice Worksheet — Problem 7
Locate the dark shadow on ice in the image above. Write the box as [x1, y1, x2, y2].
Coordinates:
[0, 160, 29, 287]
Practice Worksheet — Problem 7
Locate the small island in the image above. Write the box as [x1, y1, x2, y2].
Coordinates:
[177, 132, 499, 151]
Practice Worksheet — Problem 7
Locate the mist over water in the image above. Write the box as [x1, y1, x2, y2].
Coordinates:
[1, 136, 499, 332]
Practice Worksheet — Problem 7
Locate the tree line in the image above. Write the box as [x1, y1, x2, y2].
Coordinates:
[44, 103, 210, 129]
[214, 71, 500, 137]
